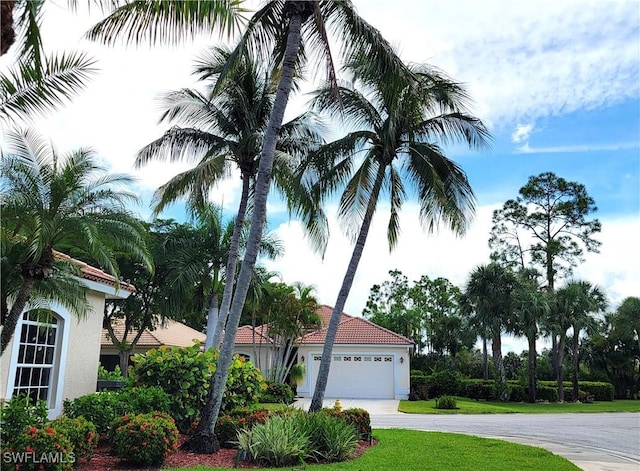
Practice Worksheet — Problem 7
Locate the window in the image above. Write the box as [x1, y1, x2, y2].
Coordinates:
[333, 356, 341, 361]
[374, 356, 382, 362]
[354, 356, 362, 362]
[364, 356, 372, 362]
[12, 310, 60, 406]
[384, 356, 393, 362]
[313, 355, 322, 361]
[343, 356, 351, 361]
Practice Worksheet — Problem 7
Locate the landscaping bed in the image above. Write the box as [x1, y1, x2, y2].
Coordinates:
[77, 436, 375, 471]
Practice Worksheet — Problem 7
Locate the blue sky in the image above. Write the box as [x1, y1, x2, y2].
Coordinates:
[2, 1, 639, 351]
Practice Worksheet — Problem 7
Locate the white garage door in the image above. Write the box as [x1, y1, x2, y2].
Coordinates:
[311, 354, 395, 399]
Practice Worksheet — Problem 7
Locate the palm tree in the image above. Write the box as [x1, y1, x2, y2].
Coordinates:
[554, 281, 606, 401]
[87, 0, 408, 452]
[0, 1, 98, 123]
[136, 45, 322, 349]
[614, 297, 640, 352]
[162, 204, 283, 347]
[0, 128, 152, 355]
[465, 263, 518, 401]
[512, 269, 550, 402]
[306, 57, 490, 411]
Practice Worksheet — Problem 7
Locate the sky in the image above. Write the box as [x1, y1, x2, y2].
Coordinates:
[2, 0, 639, 353]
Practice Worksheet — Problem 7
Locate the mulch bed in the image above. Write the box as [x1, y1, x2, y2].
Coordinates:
[76, 436, 375, 470]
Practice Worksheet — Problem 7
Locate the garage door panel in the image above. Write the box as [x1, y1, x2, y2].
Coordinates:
[311, 354, 394, 399]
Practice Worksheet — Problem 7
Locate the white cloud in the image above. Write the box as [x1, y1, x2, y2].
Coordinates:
[515, 141, 640, 154]
[511, 123, 534, 143]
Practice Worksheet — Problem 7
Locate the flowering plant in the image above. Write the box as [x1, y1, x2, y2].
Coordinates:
[110, 412, 179, 466]
[51, 416, 98, 461]
[3, 426, 74, 471]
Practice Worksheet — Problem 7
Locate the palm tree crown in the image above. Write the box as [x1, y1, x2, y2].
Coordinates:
[1, 128, 152, 354]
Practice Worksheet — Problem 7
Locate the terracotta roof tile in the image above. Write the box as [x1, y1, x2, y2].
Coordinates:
[231, 325, 274, 345]
[101, 319, 205, 347]
[301, 315, 414, 346]
[54, 251, 136, 292]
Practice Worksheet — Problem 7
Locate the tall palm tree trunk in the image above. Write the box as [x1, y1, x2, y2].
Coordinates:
[482, 337, 488, 380]
[309, 168, 385, 412]
[181, 12, 304, 454]
[1, 277, 36, 355]
[491, 330, 507, 402]
[571, 327, 580, 401]
[557, 334, 566, 401]
[527, 334, 537, 402]
[204, 292, 220, 349]
[211, 175, 251, 348]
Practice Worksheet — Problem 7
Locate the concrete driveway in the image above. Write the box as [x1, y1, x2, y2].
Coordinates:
[294, 398, 640, 471]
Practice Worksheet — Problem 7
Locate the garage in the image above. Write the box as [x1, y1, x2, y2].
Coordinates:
[310, 353, 395, 399]
[296, 306, 413, 400]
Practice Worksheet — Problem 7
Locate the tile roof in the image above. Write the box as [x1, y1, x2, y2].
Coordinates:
[231, 325, 274, 345]
[101, 319, 205, 348]
[315, 304, 352, 327]
[301, 306, 414, 346]
[54, 251, 136, 292]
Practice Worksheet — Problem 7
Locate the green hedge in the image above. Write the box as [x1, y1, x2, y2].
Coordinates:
[409, 374, 429, 401]
[579, 382, 615, 401]
[462, 379, 497, 401]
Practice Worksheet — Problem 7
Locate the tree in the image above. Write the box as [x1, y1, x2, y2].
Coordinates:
[363, 270, 424, 350]
[308, 56, 489, 411]
[615, 297, 640, 352]
[553, 281, 607, 401]
[512, 268, 549, 402]
[1, 1, 97, 123]
[255, 281, 320, 382]
[102, 220, 176, 376]
[87, 0, 408, 452]
[136, 46, 321, 349]
[0, 128, 152, 355]
[465, 263, 518, 401]
[489, 172, 601, 378]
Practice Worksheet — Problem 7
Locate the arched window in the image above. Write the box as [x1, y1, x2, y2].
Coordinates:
[8, 309, 66, 413]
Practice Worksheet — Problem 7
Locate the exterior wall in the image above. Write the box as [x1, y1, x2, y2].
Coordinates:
[296, 344, 411, 400]
[60, 291, 105, 404]
[1, 291, 106, 418]
[234, 345, 276, 378]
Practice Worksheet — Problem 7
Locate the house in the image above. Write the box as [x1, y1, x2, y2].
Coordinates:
[295, 305, 413, 400]
[98, 304, 413, 400]
[0, 255, 135, 418]
[99, 319, 206, 370]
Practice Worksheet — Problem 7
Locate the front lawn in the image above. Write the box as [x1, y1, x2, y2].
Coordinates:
[399, 398, 640, 414]
[165, 429, 579, 471]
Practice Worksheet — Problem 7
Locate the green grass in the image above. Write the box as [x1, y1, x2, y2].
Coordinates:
[399, 398, 640, 414]
[165, 429, 579, 471]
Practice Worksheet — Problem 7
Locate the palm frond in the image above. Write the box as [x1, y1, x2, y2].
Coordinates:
[0, 51, 97, 123]
[85, 0, 245, 47]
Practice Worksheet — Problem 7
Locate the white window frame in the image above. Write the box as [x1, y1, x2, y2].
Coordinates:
[6, 302, 71, 419]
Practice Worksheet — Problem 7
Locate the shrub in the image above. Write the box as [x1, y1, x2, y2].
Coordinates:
[462, 380, 497, 401]
[97, 364, 124, 381]
[428, 370, 460, 397]
[580, 382, 615, 401]
[130, 343, 265, 432]
[324, 407, 372, 441]
[110, 412, 179, 466]
[260, 380, 294, 404]
[409, 374, 429, 401]
[215, 407, 272, 448]
[536, 385, 559, 402]
[237, 415, 310, 467]
[0, 395, 48, 448]
[435, 395, 458, 410]
[507, 383, 526, 402]
[51, 416, 98, 461]
[63, 386, 170, 435]
[5, 425, 74, 471]
[305, 413, 358, 463]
